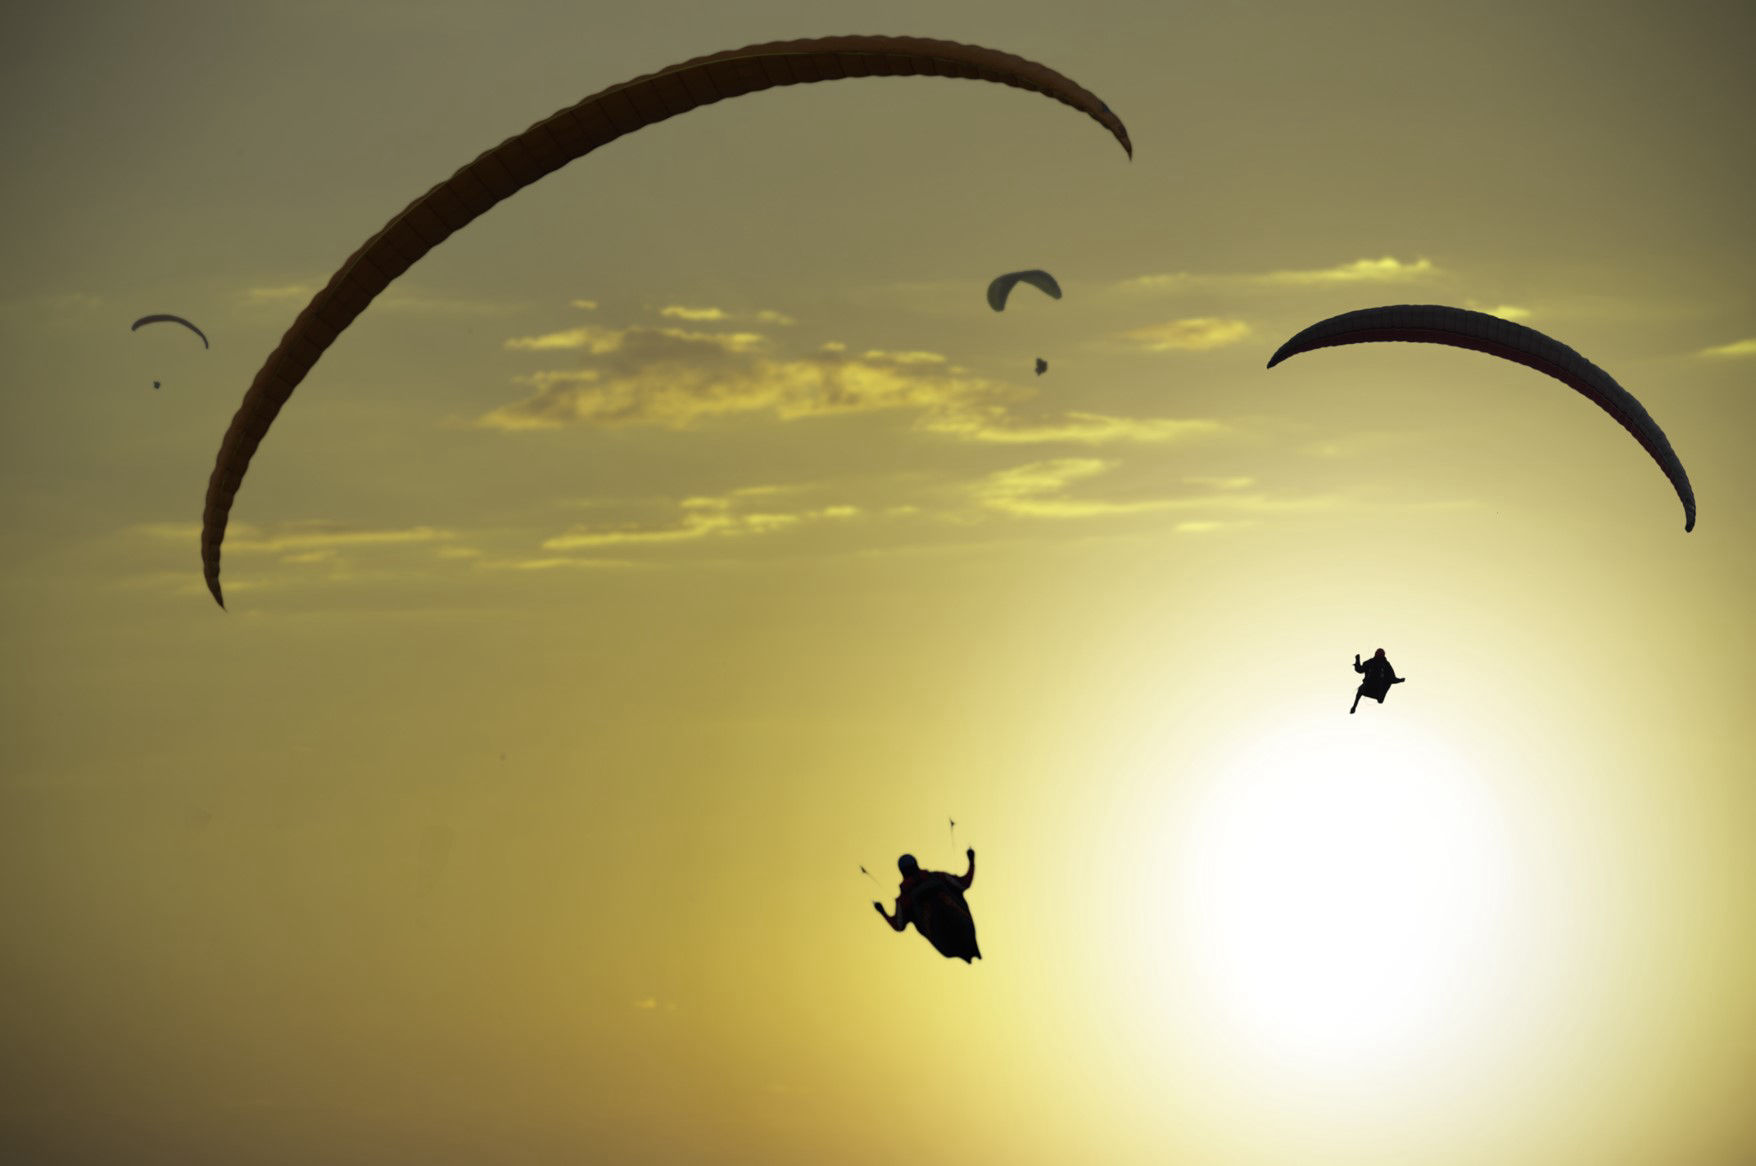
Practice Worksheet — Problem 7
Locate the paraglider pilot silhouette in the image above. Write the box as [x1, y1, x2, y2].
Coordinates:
[875, 849, 981, 962]
[1351, 649, 1406, 714]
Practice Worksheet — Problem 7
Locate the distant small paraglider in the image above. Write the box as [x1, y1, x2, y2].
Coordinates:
[130, 314, 209, 348]
[134, 315, 207, 393]
[986, 269, 1061, 312]
[1034, 357, 1048, 376]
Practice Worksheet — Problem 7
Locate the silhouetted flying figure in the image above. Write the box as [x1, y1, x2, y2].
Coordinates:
[1351, 648, 1406, 714]
[1035, 357, 1048, 376]
[875, 849, 981, 962]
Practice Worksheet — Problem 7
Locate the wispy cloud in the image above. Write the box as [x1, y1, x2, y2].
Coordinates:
[476, 556, 642, 572]
[1259, 256, 1438, 286]
[972, 461, 1342, 526]
[134, 521, 456, 554]
[503, 323, 763, 357]
[484, 323, 988, 431]
[540, 487, 859, 552]
[571, 299, 599, 311]
[1116, 317, 1252, 352]
[976, 459, 1177, 519]
[244, 284, 316, 303]
[657, 304, 794, 326]
[504, 325, 630, 354]
[1301, 430, 1415, 459]
[1124, 256, 1440, 292]
[863, 348, 948, 365]
[489, 316, 1223, 459]
[1471, 303, 1532, 321]
[923, 409, 1225, 446]
[1697, 337, 1756, 359]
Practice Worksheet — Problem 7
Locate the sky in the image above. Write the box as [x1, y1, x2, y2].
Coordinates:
[2, 1, 1753, 1163]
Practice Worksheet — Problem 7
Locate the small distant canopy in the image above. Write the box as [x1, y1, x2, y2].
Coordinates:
[131, 314, 209, 348]
[986, 269, 1062, 312]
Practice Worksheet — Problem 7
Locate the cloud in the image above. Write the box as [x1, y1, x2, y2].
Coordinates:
[571, 299, 599, 311]
[923, 409, 1225, 446]
[476, 556, 641, 571]
[660, 305, 728, 321]
[504, 324, 765, 358]
[487, 319, 1222, 456]
[482, 323, 991, 431]
[133, 521, 456, 554]
[1301, 430, 1414, 459]
[971, 461, 1343, 526]
[540, 487, 860, 552]
[1116, 317, 1251, 352]
[503, 325, 627, 353]
[1259, 256, 1438, 286]
[244, 284, 317, 303]
[656, 304, 794, 326]
[863, 349, 948, 365]
[119, 570, 274, 598]
[976, 459, 1177, 519]
[1183, 475, 1255, 490]
[1474, 304, 1532, 321]
[634, 998, 659, 1010]
[1124, 256, 1440, 291]
[1697, 337, 1756, 359]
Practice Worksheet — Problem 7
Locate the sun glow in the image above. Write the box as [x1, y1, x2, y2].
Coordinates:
[1172, 712, 1517, 1081]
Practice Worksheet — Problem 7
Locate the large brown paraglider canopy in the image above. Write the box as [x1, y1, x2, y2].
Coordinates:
[199, 35, 1132, 607]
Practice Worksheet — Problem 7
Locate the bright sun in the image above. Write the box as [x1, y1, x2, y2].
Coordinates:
[1173, 712, 1515, 1079]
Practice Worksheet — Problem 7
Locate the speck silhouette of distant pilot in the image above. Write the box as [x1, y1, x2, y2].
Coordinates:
[1351, 648, 1406, 715]
[875, 849, 981, 962]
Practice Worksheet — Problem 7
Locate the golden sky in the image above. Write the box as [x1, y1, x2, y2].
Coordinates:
[3, 2, 1753, 1163]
